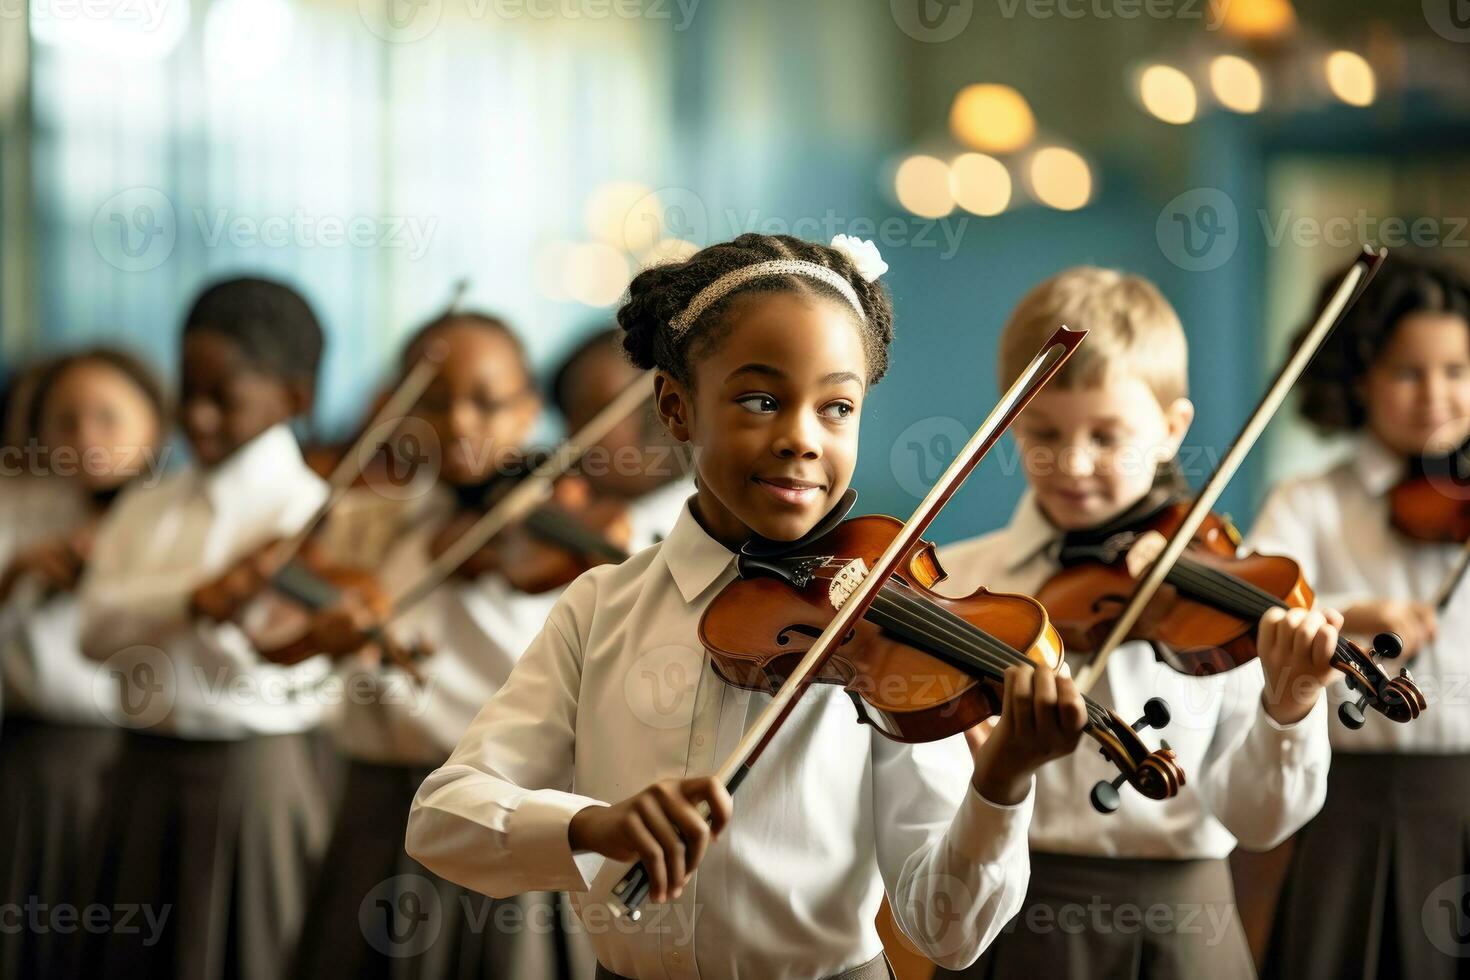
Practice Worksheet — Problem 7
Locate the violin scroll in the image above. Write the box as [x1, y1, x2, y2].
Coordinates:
[1086, 698, 1185, 814]
[1337, 631, 1426, 729]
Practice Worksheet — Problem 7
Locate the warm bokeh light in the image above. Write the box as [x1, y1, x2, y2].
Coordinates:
[1209, 55, 1264, 114]
[1139, 65, 1198, 124]
[565, 242, 632, 307]
[949, 84, 1036, 154]
[584, 182, 660, 253]
[1326, 50, 1376, 107]
[1218, 0, 1297, 41]
[949, 153, 1012, 217]
[894, 155, 956, 218]
[1028, 147, 1092, 211]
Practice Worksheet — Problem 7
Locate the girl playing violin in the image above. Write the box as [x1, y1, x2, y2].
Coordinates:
[1252, 255, 1470, 980]
[405, 233, 1089, 980]
[75, 277, 334, 980]
[0, 348, 166, 979]
[934, 267, 1342, 980]
[290, 311, 690, 980]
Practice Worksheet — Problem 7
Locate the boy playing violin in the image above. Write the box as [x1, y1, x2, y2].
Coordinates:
[934, 266, 1341, 980]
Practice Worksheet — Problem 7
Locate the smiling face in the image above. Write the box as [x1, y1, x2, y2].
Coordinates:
[655, 291, 867, 547]
[1014, 373, 1194, 531]
[1362, 311, 1470, 457]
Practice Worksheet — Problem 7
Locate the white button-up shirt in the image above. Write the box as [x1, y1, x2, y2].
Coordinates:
[1250, 434, 1470, 754]
[407, 501, 1035, 979]
[329, 479, 693, 766]
[78, 424, 332, 739]
[0, 477, 117, 725]
[937, 491, 1330, 859]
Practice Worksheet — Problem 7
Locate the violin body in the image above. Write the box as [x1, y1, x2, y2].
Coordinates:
[1389, 475, 1470, 543]
[435, 472, 633, 593]
[701, 515, 1062, 743]
[1042, 506, 1312, 675]
[699, 513, 1185, 806]
[1039, 502, 1426, 727]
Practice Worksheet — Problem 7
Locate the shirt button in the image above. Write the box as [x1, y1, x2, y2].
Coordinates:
[694, 735, 706, 747]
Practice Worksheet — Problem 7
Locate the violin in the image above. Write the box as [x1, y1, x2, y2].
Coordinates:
[1389, 444, 1470, 544]
[251, 540, 430, 676]
[1038, 498, 1426, 729]
[432, 464, 632, 594]
[609, 326, 1186, 919]
[702, 495, 1185, 811]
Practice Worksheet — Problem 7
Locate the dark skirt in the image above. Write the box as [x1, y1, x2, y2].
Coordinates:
[291, 757, 581, 980]
[70, 730, 329, 980]
[1264, 752, 1470, 980]
[0, 716, 119, 980]
[935, 851, 1254, 980]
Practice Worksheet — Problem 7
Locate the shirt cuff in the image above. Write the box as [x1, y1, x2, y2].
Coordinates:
[948, 776, 1035, 864]
[1255, 692, 1328, 764]
[507, 790, 609, 893]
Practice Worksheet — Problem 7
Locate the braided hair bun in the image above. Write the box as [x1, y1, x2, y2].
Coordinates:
[617, 233, 894, 385]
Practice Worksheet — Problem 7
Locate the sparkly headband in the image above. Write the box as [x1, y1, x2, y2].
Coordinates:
[666, 235, 888, 340]
[667, 260, 864, 339]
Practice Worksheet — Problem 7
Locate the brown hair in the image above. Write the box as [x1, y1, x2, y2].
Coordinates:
[998, 266, 1188, 405]
[1296, 253, 1470, 433]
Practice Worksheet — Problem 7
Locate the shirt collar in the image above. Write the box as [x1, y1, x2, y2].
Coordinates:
[1000, 490, 1064, 572]
[1350, 433, 1406, 498]
[199, 423, 308, 513]
[658, 500, 738, 604]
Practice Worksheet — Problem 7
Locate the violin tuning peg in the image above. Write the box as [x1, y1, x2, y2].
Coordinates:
[1373, 632, 1404, 660]
[1160, 738, 1173, 752]
[1133, 697, 1171, 732]
[1090, 775, 1126, 815]
[1337, 694, 1369, 730]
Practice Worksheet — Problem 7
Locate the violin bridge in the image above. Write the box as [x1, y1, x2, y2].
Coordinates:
[828, 558, 870, 609]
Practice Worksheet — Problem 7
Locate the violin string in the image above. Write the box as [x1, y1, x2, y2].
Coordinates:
[1166, 559, 1361, 672]
[884, 583, 1116, 729]
[865, 584, 1111, 729]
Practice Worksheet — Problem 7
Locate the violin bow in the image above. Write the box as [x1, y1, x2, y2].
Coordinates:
[607, 325, 1089, 920]
[272, 276, 468, 567]
[1074, 246, 1388, 696]
[383, 369, 656, 621]
[1432, 544, 1470, 611]
[271, 348, 445, 569]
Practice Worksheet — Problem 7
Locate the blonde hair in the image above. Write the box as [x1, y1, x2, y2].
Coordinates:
[998, 266, 1188, 406]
